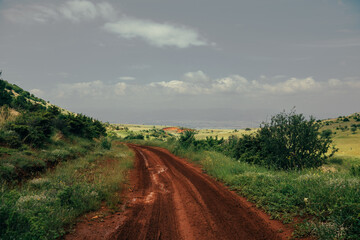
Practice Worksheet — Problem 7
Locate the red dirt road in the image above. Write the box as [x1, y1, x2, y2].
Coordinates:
[67, 144, 293, 240]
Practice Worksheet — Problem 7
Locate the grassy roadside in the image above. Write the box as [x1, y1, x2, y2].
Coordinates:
[126, 139, 360, 239]
[0, 141, 133, 239]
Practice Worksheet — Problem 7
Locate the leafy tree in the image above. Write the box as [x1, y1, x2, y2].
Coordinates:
[256, 110, 337, 169]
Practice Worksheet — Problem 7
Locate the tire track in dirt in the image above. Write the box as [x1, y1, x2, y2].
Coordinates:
[66, 144, 294, 240]
[110, 144, 292, 240]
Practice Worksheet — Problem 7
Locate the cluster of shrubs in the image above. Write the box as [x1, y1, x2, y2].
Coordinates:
[174, 111, 337, 170]
[0, 80, 106, 148]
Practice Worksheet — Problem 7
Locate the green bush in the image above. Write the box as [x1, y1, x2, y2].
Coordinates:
[0, 130, 22, 148]
[350, 165, 360, 176]
[225, 110, 337, 170]
[124, 134, 144, 140]
[101, 138, 112, 150]
[0, 163, 16, 181]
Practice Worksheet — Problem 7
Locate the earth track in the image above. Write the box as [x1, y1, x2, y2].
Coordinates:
[66, 144, 293, 240]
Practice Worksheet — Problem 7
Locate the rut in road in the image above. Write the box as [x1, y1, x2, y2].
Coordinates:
[109, 144, 290, 240]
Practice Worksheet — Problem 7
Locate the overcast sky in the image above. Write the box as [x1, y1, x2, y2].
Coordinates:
[1, 0, 360, 128]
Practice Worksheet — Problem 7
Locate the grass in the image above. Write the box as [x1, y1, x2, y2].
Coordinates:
[0, 141, 133, 239]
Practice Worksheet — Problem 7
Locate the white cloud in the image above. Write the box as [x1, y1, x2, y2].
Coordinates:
[2, 4, 60, 23]
[3, 1, 211, 49]
[56, 80, 128, 98]
[2, 1, 116, 23]
[103, 18, 208, 48]
[262, 77, 321, 93]
[114, 82, 127, 95]
[58, 80, 105, 97]
[60, 1, 116, 22]
[53, 72, 359, 100]
[118, 76, 136, 81]
[150, 71, 323, 95]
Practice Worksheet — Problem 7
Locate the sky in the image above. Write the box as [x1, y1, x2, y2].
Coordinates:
[1, 0, 360, 128]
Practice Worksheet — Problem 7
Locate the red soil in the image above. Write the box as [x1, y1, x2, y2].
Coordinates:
[162, 127, 192, 133]
[66, 144, 296, 240]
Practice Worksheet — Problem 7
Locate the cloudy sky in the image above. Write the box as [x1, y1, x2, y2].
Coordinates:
[1, 0, 360, 128]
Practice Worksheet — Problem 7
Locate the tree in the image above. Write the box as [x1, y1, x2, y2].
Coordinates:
[256, 110, 337, 169]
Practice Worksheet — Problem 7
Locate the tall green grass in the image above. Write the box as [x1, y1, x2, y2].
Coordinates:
[0, 142, 133, 239]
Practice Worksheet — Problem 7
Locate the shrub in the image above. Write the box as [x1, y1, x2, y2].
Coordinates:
[178, 131, 196, 149]
[256, 110, 337, 169]
[321, 129, 332, 138]
[101, 138, 112, 150]
[124, 134, 144, 140]
[350, 165, 360, 176]
[0, 130, 22, 148]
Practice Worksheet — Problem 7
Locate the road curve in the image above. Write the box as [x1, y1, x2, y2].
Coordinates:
[109, 144, 290, 240]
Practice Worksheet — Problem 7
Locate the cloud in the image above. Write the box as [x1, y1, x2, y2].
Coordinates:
[103, 18, 208, 48]
[262, 77, 321, 93]
[150, 71, 323, 95]
[58, 80, 106, 97]
[118, 76, 136, 81]
[328, 78, 342, 87]
[114, 82, 127, 95]
[52, 72, 360, 100]
[56, 80, 128, 98]
[60, 1, 116, 22]
[2, 1, 211, 48]
[2, 1, 116, 23]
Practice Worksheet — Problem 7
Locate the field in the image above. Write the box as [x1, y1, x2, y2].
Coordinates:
[109, 123, 257, 140]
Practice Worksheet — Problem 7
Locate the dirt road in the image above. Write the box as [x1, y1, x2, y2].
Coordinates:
[67, 144, 292, 240]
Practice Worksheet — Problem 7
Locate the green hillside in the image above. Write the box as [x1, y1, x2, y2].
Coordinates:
[0, 79, 133, 239]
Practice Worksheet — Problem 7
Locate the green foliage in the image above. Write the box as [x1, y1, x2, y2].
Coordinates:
[178, 130, 196, 148]
[124, 134, 144, 140]
[350, 165, 360, 176]
[256, 110, 337, 169]
[8, 111, 53, 147]
[321, 129, 333, 138]
[0, 130, 22, 148]
[101, 138, 112, 150]
[0, 80, 12, 106]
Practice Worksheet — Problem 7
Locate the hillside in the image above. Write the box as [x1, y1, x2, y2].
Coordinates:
[0, 79, 133, 239]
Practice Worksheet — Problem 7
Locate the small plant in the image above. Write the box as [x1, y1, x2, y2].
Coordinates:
[350, 165, 360, 176]
[101, 138, 112, 150]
